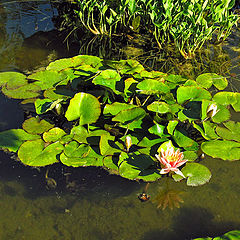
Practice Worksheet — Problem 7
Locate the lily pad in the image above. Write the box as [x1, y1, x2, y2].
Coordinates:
[1, 83, 41, 99]
[136, 169, 161, 182]
[18, 139, 64, 166]
[0, 72, 27, 87]
[103, 102, 136, 115]
[103, 155, 119, 171]
[196, 73, 228, 90]
[0, 129, 40, 152]
[216, 121, 240, 142]
[201, 140, 240, 160]
[148, 123, 167, 137]
[43, 127, 66, 142]
[137, 79, 170, 94]
[43, 87, 75, 101]
[28, 70, 67, 90]
[147, 101, 180, 114]
[46, 55, 102, 71]
[65, 92, 101, 125]
[177, 86, 212, 104]
[213, 92, 240, 112]
[22, 117, 54, 134]
[92, 69, 121, 94]
[174, 162, 211, 186]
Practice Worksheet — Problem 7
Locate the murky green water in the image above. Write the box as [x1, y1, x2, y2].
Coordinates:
[0, 1, 240, 240]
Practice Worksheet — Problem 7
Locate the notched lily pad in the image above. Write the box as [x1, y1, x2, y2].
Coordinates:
[216, 121, 240, 142]
[174, 163, 211, 186]
[137, 79, 170, 94]
[201, 140, 240, 160]
[0, 129, 40, 152]
[22, 117, 54, 134]
[43, 127, 67, 142]
[18, 139, 64, 166]
[65, 92, 101, 125]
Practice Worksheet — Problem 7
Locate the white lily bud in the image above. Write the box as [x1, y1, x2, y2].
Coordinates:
[125, 136, 132, 152]
[207, 103, 219, 118]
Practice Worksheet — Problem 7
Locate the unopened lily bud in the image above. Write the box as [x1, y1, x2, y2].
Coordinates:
[125, 136, 132, 152]
[55, 103, 63, 115]
[206, 103, 219, 118]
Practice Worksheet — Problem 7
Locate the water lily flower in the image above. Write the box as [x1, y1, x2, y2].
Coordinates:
[155, 144, 187, 178]
[125, 136, 132, 152]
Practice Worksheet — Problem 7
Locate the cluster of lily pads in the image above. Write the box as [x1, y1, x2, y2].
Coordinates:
[0, 55, 239, 186]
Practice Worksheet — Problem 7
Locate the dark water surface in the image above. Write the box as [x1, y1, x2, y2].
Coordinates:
[0, 1, 240, 240]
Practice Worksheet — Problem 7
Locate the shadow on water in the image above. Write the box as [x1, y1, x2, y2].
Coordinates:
[142, 206, 240, 240]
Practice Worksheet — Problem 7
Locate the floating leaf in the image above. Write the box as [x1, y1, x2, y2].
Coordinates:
[0, 72, 27, 87]
[28, 70, 67, 90]
[216, 121, 240, 142]
[43, 127, 66, 142]
[173, 129, 199, 150]
[213, 92, 240, 112]
[65, 92, 101, 125]
[46, 55, 102, 71]
[43, 87, 75, 101]
[167, 120, 178, 135]
[119, 152, 155, 180]
[112, 107, 146, 124]
[201, 140, 240, 160]
[137, 79, 170, 94]
[174, 163, 211, 186]
[211, 104, 230, 123]
[147, 101, 180, 114]
[177, 86, 211, 104]
[148, 123, 166, 137]
[92, 69, 121, 94]
[196, 73, 228, 90]
[1, 83, 41, 99]
[183, 151, 198, 161]
[0, 129, 40, 152]
[22, 117, 54, 134]
[103, 102, 136, 115]
[137, 169, 161, 182]
[18, 139, 63, 166]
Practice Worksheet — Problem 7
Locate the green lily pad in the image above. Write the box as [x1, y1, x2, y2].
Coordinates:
[148, 123, 167, 137]
[65, 92, 101, 125]
[60, 141, 103, 167]
[99, 134, 116, 155]
[28, 70, 67, 90]
[136, 169, 161, 182]
[167, 120, 179, 135]
[0, 129, 40, 152]
[43, 127, 66, 142]
[22, 117, 54, 134]
[92, 69, 121, 94]
[124, 77, 138, 97]
[1, 83, 41, 99]
[137, 79, 170, 94]
[183, 151, 198, 161]
[18, 139, 64, 166]
[174, 162, 211, 186]
[0, 72, 27, 87]
[35, 99, 63, 115]
[166, 74, 187, 84]
[112, 107, 146, 124]
[43, 87, 75, 101]
[147, 101, 180, 114]
[216, 121, 240, 142]
[213, 92, 240, 112]
[211, 104, 231, 123]
[196, 73, 228, 90]
[71, 125, 89, 143]
[46, 55, 102, 71]
[103, 156, 119, 171]
[177, 86, 212, 104]
[103, 102, 136, 115]
[119, 152, 155, 180]
[173, 129, 199, 150]
[201, 140, 240, 160]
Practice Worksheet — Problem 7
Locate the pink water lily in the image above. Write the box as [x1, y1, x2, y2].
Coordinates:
[155, 144, 187, 178]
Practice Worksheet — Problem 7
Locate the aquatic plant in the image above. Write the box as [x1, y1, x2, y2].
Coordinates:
[0, 55, 239, 186]
[193, 230, 240, 240]
[56, 0, 239, 58]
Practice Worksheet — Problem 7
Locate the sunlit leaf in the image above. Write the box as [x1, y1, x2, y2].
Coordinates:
[216, 121, 240, 142]
[22, 117, 54, 134]
[201, 140, 240, 160]
[65, 92, 101, 125]
[0, 129, 40, 152]
[103, 102, 136, 115]
[43, 127, 66, 142]
[137, 79, 170, 94]
[18, 139, 63, 166]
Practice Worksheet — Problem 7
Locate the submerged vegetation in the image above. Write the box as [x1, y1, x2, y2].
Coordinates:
[56, 0, 239, 58]
[0, 55, 239, 187]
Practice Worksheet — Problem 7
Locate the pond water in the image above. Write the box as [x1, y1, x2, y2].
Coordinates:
[0, 1, 240, 240]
